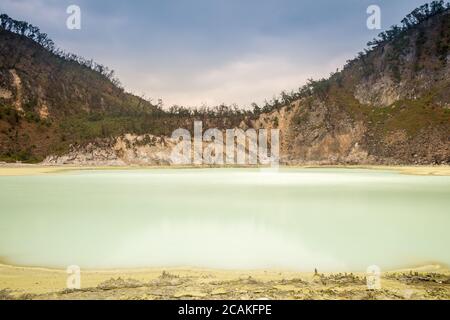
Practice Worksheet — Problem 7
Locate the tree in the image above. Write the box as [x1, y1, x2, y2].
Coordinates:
[251, 103, 261, 115]
[0, 12, 123, 89]
[367, 1, 449, 50]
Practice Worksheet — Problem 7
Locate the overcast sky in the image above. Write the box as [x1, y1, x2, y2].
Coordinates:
[1, 0, 429, 108]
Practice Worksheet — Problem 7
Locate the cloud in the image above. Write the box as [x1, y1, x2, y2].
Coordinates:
[0, 0, 65, 29]
[119, 51, 348, 108]
[1, 0, 430, 108]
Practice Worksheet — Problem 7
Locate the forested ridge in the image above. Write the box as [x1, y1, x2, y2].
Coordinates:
[0, 1, 449, 164]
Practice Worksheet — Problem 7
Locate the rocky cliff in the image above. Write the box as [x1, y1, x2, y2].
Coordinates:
[1, 6, 449, 166]
[256, 7, 450, 165]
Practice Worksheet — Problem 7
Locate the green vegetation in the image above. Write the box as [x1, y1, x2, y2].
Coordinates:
[0, 104, 19, 126]
[330, 84, 450, 138]
[0, 2, 449, 164]
[0, 13, 122, 88]
[345, 1, 450, 73]
[0, 150, 41, 164]
[367, 1, 449, 49]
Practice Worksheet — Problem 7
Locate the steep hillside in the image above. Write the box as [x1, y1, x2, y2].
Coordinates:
[0, 24, 249, 163]
[0, 4, 449, 165]
[0, 26, 164, 162]
[259, 6, 450, 165]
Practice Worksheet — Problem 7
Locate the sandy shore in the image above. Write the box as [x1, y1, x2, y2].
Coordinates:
[0, 264, 449, 300]
[0, 163, 449, 176]
[333, 165, 450, 176]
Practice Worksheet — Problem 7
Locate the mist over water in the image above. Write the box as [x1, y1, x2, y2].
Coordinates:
[0, 168, 449, 271]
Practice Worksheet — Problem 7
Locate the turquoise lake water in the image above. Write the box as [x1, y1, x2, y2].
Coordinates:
[0, 168, 449, 271]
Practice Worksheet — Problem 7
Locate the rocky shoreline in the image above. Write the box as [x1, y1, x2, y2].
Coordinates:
[1, 265, 449, 300]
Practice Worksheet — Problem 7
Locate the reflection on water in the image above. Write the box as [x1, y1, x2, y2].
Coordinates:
[0, 168, 449, 271]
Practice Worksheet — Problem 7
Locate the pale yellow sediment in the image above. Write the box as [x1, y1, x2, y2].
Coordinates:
[0, 263, 307, 295]
[0, 263, 447, 297]
[336, 165, 450, 176]
[0, 164, 449, 176]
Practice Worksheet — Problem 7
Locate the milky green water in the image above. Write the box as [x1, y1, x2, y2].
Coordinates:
[0, 168, 449, 272]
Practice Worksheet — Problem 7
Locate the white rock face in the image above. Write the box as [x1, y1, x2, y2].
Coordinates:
[43, 134, 177, 166]
[42, 130, 274, 166]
